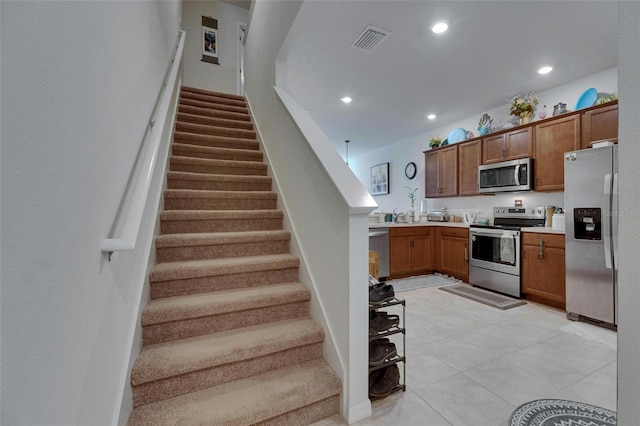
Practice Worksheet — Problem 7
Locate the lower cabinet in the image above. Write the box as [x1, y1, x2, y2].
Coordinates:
[435, 228, 469, 282]
[389, 227, 434, 278]
[522, 232, 566, 309]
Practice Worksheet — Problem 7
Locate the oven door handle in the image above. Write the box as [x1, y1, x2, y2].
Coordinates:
[471, 230, 516, 237]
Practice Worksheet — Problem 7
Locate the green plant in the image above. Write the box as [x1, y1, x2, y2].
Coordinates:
[405, 186, 418, 209]
[509, 91, 539, 118]
[428, 136, 441, 148]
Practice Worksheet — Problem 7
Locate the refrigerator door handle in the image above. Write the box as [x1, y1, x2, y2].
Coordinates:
[612, 172, 619, 270]
[603, 173, 612, 270]
[514, 164, 521, 186]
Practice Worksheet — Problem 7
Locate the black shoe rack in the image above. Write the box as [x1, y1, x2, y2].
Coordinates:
[368, 297, 406, 400]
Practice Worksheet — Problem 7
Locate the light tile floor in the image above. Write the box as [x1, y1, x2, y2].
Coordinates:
[314, 284, 617, 426]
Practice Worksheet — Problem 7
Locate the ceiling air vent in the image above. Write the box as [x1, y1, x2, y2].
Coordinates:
[351, 26, 390, 52]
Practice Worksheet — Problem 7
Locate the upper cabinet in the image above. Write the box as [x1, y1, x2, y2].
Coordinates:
[581, 101, 618, 149]
[534, 113, 581, 191]
[482, 126, 532, 164]
[424, 145, 457, 198]
[458, 140, 481, 196]
[421, 101, 618, 198]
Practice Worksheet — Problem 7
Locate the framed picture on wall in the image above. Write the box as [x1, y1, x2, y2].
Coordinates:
[370, 163, 389, 195]
[201, 16, 219, 65]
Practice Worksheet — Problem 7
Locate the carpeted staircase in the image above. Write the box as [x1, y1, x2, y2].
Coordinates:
[128, 87, 341, 425]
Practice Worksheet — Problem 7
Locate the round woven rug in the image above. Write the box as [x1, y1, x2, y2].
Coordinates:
[509, 399, 616, 426]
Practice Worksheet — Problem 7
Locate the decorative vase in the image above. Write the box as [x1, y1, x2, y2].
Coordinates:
[519, 113, 533, 125]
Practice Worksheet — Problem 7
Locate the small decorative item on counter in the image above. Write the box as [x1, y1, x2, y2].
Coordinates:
[509, 91, 539, 125]
[514, 199, 523, 207]
[538, 105, 547, 119]
[552, 103, 567, 116]
[466, 130, 475, 139]
[450, 215, 462, 223]
[478, 113, 492, 136]
[428, 136, 442, 148]
[405, 186, 418, 210]
[596, 92, 617, 104]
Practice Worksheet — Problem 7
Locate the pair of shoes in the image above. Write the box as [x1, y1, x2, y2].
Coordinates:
[369, 284, 395, 304]
[369, 364, 400, 398]
[369, 338, 397, 366]
[369, 311, 400, 335]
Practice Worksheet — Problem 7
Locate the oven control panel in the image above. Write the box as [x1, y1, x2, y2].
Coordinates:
[493, 206, 545, 219]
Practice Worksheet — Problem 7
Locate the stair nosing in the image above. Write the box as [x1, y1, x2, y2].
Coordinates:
[155, 230, 291, 248]
[149, 253, 299, 282]
[131, 317, 323, 385]
[141, 282, 309, 326]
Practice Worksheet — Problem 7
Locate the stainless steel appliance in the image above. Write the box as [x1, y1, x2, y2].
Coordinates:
[369, 228, 390, 280]
[469, 207, 545, 297]
[564, 145, 618, 327]
[478, 158, 533, 193]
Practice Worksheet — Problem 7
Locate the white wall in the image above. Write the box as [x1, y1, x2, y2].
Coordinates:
[349, 67, 618, 216]
[182, 0, 247, 94]
[0, 1, 181, 424]
[617, 2, 640, 422]
[245, 0, 372, 422]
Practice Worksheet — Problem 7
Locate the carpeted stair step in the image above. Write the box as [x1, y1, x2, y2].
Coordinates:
[171, 142, 263, 162]
[167, 171, 272, 192]
[178, 104, 250, 123]
[176, 112, 254, 131]
[160, 210, 284, 234]
[141, 282, 310, 344]
[181, 86, 246, 101]
[179, 97, 249, 114]
[176, 121, 256, 139]
[149, 254, 300, 298]
[180, 88, 247, 108]
[169, 155, 267, 176]
[163, 189, 277, 211]
[173, 131, 259, 151]
[130, 318, 325, 406]
[128, 358, 341, 425]
[155, 230, 291, 262]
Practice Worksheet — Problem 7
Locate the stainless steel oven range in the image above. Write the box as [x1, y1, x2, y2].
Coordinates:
[469, 207, 545, 297]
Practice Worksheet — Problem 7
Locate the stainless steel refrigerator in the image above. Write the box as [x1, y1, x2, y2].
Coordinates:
[564, 145, 618, 327]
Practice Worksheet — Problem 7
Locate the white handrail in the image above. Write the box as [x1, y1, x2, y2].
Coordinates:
[101, 30, 185, 259]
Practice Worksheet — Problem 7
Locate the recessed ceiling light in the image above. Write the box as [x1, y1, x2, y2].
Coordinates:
[431, 21, 448, 34]
[427, 114, 437, 120]
[538, 66, 553, 74]
[340, 96, 352, 104]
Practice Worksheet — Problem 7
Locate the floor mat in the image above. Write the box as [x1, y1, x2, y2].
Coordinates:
[439, 284, 526, 310]
[388, 273, 460, 293]
[509, 399, 616, 426]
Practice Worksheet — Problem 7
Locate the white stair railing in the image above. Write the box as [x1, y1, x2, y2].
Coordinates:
[101, 30, 185, 260]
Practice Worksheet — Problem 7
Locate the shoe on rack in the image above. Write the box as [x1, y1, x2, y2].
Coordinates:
[369, 311, 400, 335]
[369, 364, 401, 398]
[369, 340, 397, 366]
[369, 284, 395, 304]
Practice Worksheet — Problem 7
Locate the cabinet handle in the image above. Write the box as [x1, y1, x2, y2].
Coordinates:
[464, 243, 468, 262]
[538, 239, 545, 259]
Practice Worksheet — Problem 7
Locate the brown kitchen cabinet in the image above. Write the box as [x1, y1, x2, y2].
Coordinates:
[435, 227, 469, 282]
[458, 139, 481, 196]
[581, 101, 618, 149]
[482, 126, 532, 164]
[534, 113, 581, 191]
[389, 227, 434, 279]
[522, 232, 565, 309]
[424, 145, 458, 197]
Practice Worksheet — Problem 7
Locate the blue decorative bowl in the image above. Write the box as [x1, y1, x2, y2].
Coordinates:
[447, 128, 467, 144]
[575, 88, 597, 110]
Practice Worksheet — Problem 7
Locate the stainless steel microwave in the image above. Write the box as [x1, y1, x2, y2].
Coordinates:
[478, 158, 533, 193]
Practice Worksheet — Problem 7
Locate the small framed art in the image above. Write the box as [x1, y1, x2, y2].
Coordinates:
[371, 163, 389, 195]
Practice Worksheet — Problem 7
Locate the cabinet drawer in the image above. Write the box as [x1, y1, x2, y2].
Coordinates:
[390, 226, 432, 237]
[523, 233, 565, 249]
[439, 227, 469, 238]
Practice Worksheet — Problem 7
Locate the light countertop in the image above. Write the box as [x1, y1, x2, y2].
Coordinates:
[521, 226, 565, 235]
[369, 222, 565, 234]
[369, 221, 469, 228]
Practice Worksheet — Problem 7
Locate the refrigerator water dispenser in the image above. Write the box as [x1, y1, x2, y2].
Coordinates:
[573, 208, 601, 240]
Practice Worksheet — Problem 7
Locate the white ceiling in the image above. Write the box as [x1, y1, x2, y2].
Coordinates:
[281, 1, 618, 158]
